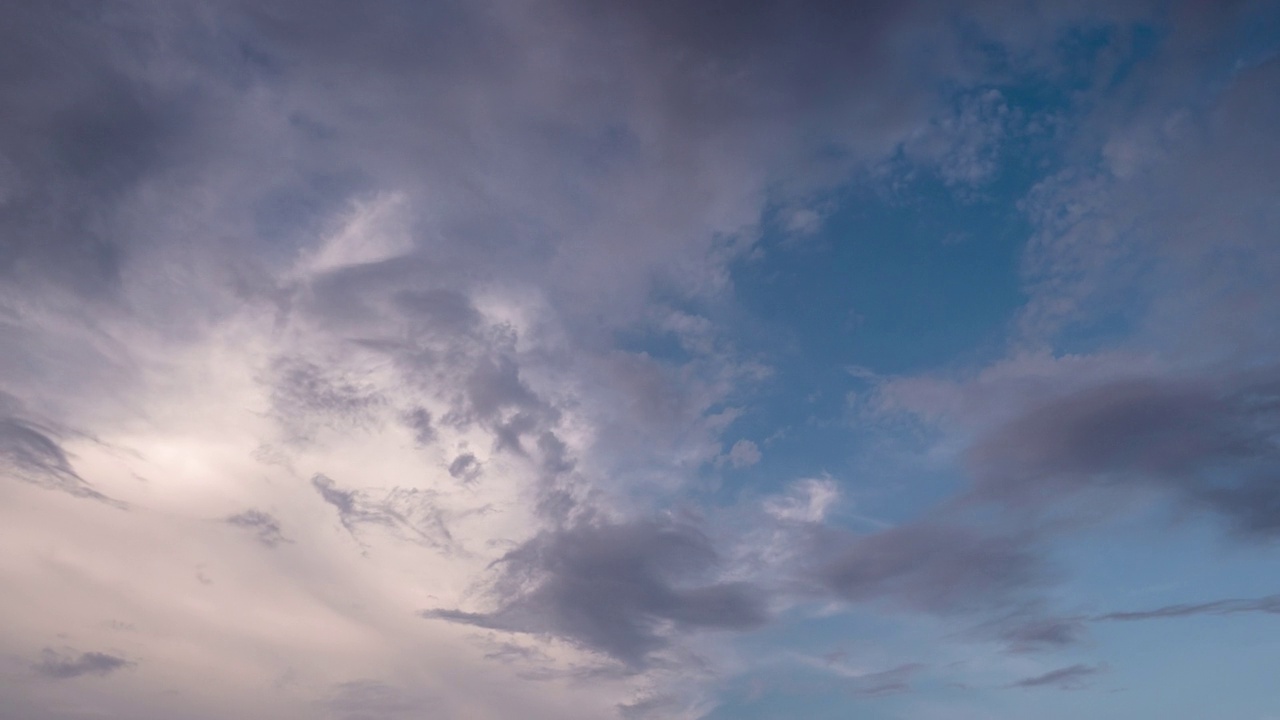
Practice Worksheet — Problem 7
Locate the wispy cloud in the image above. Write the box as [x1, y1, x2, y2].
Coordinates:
[1008, 664, 1104, 690]
[1094, 594, 1280, 622]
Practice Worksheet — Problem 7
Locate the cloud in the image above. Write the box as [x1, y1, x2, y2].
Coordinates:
[809, 523, 1047, 615]
[0, 409, 113, 503]
[447, 452, 481, 482]
[311, 474, 454, 550]
[401, 407, 436, 446]
[726, 439, 762, 468]
[990, 612, 1088, 653]
[968, 370, 1280, 538]
[1007, 663, 1104, 690]
[1094, 594, 1280, 622]
[32, 649, 134, 680]
[225, 509, 289, 547]
[270, 357, 385, 444]
[0, 2, 1272, 719]
[763, 476, 840, 524]
[423, 518, 768, 667]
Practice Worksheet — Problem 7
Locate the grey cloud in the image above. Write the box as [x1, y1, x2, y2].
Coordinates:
[33, 649, 133, 680]
[810, 523, 1047, 615]
[991, 612, 1088, 652]
[1094, 593, 1280, 622]
[423, 519, 768, 667]
[393, 289, 482, 335]
[727, 439, 762, 468]
[536, 432, 575, 476]
[0, 411, 113, 503]
[225, 509, 289, 547]
[447, 453, 480, 482]
[0, 4, 189, 299]
[271, 358, 384, 442]
[402, 407, 436, 445]
[311, 474, 454, 550]
[968, 371, 1280, 538]
[1008, 663, 1103, 690]
[460, 356, 551, 427]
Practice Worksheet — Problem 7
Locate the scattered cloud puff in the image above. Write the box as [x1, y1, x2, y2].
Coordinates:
[726, 439, 762, 468]
[32, 649, 134, 680]
[763, 476, 841, 524]
[226, 509, 290, 547]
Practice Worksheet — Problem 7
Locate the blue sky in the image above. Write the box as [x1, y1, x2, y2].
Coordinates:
[2, 2, 1280, 719]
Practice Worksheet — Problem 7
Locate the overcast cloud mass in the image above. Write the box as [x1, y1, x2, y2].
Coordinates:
[2, 1, 1279, 718]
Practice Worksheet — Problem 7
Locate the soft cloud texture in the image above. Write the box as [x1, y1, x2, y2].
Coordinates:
[3, 1, 1279, 719]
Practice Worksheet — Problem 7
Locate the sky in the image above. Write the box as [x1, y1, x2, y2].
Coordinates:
[2, 1, 1280, 718]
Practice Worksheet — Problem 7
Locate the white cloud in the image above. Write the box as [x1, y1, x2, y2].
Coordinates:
[727, 439, 762, 468]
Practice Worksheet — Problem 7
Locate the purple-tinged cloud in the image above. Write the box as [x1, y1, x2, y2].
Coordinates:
[1008, 663, 1104, 690]
[424, 518, 768, 667]
[33, 649, 133, 680]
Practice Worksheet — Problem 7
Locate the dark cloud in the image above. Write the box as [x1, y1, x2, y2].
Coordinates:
[458, 357, 554, 428]
[809, 523, 1047, 615]
[0, 407, 114, 503]
[423, 519, 768, 667]
[402, 407, 436, 446]
[968, 371, 1280, 538]
[33, 649, 133, 680]
[311, 474, 453, 550]
[0, 4, 187, 298]
[447, 453, 480, 482]
[1094, 593, 1280, 622]
[1008, 663, 1103, 690]
[225, 509, 289, 547]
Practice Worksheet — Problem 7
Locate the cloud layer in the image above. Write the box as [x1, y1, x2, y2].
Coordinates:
[3, 1, 1279, 719]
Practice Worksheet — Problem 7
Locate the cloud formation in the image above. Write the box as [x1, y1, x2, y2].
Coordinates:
[32, 649, 133, 680]
[968, 370, 1280, 538]
[425, 518, 768, 667]
[809, 523, 1047, 615]
[1094, 594, 1280, 622]
[1, 1, 1277, 718]
[225, 509, 289, 547]
[1008, 663, 1104, 690]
